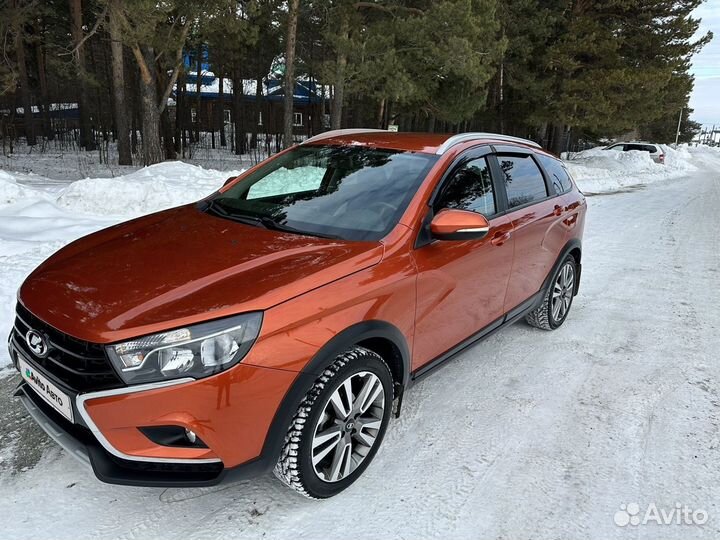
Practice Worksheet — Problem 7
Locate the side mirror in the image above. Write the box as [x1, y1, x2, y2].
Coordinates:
[223, 176, 237, 187]
[430, 209, 490, 241]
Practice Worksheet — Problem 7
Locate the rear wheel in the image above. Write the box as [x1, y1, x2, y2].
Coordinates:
[526, 255, 577, 330]
[273, 346, 393, 498]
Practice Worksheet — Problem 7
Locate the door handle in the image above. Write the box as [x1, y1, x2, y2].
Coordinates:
[563, 214, 578, 226]
[491, 231, 512, 246]
[553, 205, 563, 216]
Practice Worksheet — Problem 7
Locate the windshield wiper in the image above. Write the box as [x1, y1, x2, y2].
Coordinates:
[206, 201, 267, 228]
[205, 199, 233, 218]
[257, 216, 342, 240]
[206, 201, 340, 240]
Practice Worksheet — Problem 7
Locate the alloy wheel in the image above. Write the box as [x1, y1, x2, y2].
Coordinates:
[311, 371, 385, 483]
[551, 262, 575, 322]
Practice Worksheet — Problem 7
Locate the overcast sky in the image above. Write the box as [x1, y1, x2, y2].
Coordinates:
[689, 1, 720, 126]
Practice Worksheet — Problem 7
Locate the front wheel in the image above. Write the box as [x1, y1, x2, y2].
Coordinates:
[526, 255, 577, 330]
[274, 347, 393, 498]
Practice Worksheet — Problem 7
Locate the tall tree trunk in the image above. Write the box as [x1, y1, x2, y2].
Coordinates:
[131, 108, 138, 154]
[548, 123, 565, 155]
[176, 69, 185, 155]
[330, 15, 349, 130]
[13, 7, 36, 146]
[138, 46, 163, 165]
[69, 0, 95, 150]
[195, 46, 202, 143]
[34, 19, 53, 140]
[218, 75, 226, 147]
[232, 69, 243, 155]
[538, 122, 548, 148]
[161, 107, 175, 159]
[251, 77, 261, 149]
[87, 37, 105, 147]
[155, 58, 176, 159]
[376, 99, 385, 129]
[211, 108, 215, 149]
[498, 52, 505, 134]
[109, 1, 131, 165]
[282, 0, 300, 149]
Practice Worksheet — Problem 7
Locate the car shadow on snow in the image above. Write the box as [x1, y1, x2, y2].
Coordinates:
[0, 370, 55, 475]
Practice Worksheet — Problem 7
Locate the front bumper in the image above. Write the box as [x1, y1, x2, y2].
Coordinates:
[11, 339, 306, 487]
[16, 382, 237, 487]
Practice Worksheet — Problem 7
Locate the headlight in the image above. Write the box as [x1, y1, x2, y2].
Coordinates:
[106, 312, 262, 385]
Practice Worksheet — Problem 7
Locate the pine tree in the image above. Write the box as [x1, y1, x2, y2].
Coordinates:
[283, 0, 300, 148]
[108, 0, 131, 164]
[110, 0, 192, 164]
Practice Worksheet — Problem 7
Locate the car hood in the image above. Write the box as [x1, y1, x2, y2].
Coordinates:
[19, 205, 384, 343]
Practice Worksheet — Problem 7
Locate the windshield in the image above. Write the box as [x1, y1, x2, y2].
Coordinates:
[205, 145, 438, 241]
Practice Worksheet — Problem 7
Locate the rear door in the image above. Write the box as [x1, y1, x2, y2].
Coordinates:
[536, 153, 582, 232]
[491, 147, 568, 313]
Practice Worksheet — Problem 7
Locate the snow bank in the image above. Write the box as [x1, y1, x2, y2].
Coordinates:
[0, 161, 243, 369]
[57, 161, 243, 216]
[0, 171, 38, 206]
[563, 144, 697, 194]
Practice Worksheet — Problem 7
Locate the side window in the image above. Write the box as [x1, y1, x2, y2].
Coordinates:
[435, 157, 495, 216]
[537, 154, 573, 195]
[498, 155, 548, 208]
[626, 144, 648, 153]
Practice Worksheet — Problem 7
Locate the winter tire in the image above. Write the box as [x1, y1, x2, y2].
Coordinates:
[273, 346, 394, 498]
[525, 254, 577, 330]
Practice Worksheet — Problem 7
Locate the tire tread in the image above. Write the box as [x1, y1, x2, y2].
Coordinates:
[525, 255, 576, 331]
[273, 346, 391, 498]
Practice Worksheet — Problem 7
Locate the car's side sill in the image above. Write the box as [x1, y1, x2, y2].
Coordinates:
[410, 292, 542, 384]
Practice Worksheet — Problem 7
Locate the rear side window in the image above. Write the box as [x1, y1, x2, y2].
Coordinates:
[625, 144, 656, 153]
[537, 155, 573, 195]
[498, 155, 548, 208]
[435, 157, 496, 216]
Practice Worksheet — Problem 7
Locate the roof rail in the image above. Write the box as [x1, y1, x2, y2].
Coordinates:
[303, 128, 388, 145]
[436, 132, 541, 154]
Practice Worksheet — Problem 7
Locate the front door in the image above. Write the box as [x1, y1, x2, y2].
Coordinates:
[411, 151, 515, 371]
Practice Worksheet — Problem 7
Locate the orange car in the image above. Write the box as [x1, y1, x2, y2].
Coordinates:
[10, 131, 586, 498]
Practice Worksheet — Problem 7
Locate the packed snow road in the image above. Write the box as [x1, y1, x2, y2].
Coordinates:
[1, 151, 719, 540]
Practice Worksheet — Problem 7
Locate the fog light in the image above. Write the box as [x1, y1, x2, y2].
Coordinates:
[139, 425, 208, 448]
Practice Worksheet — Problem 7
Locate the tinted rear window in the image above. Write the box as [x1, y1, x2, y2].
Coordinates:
[625, 144, 657, 153]
[498, 155, 548, 208]
[537, 155, 573, 195]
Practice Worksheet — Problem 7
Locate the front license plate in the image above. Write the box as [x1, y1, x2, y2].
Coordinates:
[18, 357, 74, 422]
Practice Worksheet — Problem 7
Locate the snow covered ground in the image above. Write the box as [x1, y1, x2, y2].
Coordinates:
[0, 145, 719, 539]
[564, 144, 699, 194]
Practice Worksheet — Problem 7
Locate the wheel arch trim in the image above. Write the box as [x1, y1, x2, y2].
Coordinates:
[300, 320, 411, 388]
[249, 320, 411, 475]
[542, 238, 582, 297]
